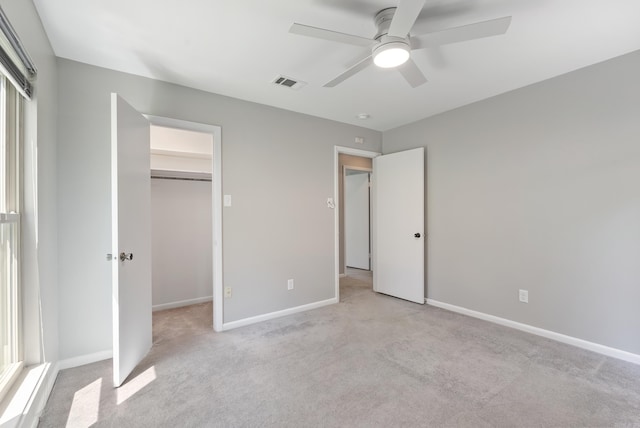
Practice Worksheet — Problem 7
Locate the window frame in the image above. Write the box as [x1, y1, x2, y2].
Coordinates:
[0, 74, 23, 403]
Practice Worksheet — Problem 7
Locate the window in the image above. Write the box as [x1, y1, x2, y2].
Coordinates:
[0, 5, 35, 402]
[0, 74, 21, 402]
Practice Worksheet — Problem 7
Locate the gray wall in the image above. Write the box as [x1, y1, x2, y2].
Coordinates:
[1, 0, 59, 364]
[383, 50, 640, 355]
[151, 178, 212, 308]
[57, 59, 382, 359]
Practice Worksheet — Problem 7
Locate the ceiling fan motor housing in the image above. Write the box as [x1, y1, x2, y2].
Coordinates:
[375, 7, 400, 39]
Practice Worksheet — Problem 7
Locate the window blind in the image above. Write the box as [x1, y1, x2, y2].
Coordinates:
[0, 6, 36, 99]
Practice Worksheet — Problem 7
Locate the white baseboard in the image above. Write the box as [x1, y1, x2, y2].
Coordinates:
[0, 362, 59, 428]
[58, 350, 113, 371]
[339, 273, 346, 278]
[223, 297, 338, 331]
[152, 296, 213, 312]
[426, 299, 640, 366]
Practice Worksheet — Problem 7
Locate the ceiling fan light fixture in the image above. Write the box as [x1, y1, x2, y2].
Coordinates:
[372, 41, 410, 68]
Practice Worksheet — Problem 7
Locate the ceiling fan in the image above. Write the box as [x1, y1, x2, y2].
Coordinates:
[289, 0, 511, 88]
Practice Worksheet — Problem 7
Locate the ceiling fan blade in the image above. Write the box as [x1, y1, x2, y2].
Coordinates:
[397, 58, 427, 88]
[290, 23, 375, 47]
[411, 16, 512, 49]
[388, 0, 427, 38]
[324, 55, 373, 87]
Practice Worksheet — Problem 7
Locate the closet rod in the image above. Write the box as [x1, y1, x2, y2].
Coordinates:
[150, 175, 212, 182]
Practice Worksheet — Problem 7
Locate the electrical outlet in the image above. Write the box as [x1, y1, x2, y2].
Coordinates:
[287, 279, 294, 290]
[224, 286, 232, 298]
[519, 289, 528, 303]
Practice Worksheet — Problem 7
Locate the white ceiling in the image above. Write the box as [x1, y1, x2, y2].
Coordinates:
[33, 0, 640, 131]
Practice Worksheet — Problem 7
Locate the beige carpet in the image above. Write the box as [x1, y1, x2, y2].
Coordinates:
[39, 271, 640, 427]
[152, 301, 213, 344]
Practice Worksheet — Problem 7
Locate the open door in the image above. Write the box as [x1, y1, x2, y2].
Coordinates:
[111, 93, 152, 387]
[345, 171, 370, 270]
[372, 148, 424, 304]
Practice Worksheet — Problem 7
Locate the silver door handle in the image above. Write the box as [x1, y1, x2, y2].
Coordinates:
[119, 252, 133, 262]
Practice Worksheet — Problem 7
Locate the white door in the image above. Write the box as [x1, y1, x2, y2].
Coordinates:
[111, 93, 152, 387]
[372, 148, 424, 304]
[345, 171, 370, 270]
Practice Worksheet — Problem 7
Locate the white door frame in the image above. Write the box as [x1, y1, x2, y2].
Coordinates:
[145, 115, 223, 332]
[334, 146, 380, 302]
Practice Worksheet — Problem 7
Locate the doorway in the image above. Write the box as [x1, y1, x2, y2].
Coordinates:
[344, 168, 371, 271]
[334, 147, 379, 301]
[149, 125, 214, 341]
[334, 145, 426, 305]
[145, 115, 223, 332]
[338, 153, 374, 276]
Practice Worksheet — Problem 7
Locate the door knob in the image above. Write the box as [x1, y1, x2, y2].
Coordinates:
[414, 233, 421, 238]
[119, 252, 133, 262]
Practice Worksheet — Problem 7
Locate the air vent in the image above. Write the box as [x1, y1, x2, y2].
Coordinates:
[275, 77, 296, 87]
[271, 75, 307, 90]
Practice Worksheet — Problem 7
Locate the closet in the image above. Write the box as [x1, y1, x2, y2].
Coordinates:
[149, 125, 213, 311]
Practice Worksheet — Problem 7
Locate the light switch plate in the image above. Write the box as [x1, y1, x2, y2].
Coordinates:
[519, 289, 528, 303]
[224, 195, 232, 207]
